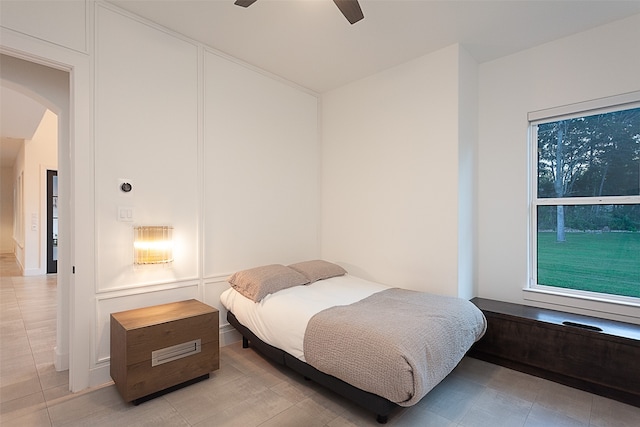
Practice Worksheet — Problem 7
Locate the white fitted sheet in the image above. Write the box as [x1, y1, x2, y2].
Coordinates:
[220, 274, 389, 360]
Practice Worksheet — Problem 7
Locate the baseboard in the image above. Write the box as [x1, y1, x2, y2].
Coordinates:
[220, 323, 242, 347]
[54, 345, 69, 371]
[23, 267, 44, 276]
[89, 364, 113, 389]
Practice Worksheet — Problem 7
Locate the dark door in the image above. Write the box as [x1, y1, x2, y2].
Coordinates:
[47, 170, 58, 274]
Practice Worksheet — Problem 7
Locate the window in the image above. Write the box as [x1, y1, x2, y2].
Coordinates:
[529, 93, 640, 304]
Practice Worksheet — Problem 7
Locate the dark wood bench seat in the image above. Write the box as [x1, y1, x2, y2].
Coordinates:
[468, 297, 640, 408]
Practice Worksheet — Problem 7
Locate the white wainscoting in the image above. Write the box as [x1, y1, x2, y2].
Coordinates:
[203, 274, 242, 347]
[95, 281, 200, 365]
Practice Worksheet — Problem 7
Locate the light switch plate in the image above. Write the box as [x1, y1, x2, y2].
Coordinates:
[117, 207, 134, 222]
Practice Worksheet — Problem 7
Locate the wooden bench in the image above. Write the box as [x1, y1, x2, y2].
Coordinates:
[468, 298, 640, 408]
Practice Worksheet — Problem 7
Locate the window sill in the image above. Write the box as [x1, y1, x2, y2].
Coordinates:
[522, 287, 640, 325]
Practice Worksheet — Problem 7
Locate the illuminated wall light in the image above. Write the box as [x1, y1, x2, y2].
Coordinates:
[133, 226, 174, 265]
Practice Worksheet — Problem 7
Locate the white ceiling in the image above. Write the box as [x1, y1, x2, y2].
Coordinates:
[107, 0, 640, 93]
[0, 86, 46, 167]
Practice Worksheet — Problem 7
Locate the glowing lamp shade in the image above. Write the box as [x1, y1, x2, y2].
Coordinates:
[133, 226, 174, 264]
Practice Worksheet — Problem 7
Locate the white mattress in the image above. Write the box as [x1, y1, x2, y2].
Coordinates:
[220, 274, 389, 360]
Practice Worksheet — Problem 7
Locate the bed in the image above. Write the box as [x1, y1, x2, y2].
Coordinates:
[220, 261, 486, 423]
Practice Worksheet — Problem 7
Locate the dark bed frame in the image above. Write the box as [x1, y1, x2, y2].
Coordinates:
[227, 311, 398, 424]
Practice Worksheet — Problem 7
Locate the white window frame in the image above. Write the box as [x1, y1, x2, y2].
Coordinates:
[527, 91, 640, 314]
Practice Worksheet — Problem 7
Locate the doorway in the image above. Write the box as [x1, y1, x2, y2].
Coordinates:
[47, 169, 58, 274]
[1, 52, 71, 384]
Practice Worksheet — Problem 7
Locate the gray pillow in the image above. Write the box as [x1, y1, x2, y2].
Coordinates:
[228, 264, 309, 302]
[288, 260, 347, 283]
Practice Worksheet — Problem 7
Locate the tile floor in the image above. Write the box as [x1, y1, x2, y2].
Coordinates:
[1, 253, 640, 426]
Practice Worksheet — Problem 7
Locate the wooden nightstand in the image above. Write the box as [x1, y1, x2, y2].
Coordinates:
[110, 299, 219, 404]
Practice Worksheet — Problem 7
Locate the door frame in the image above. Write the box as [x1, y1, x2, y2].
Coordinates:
[2, 25, 95, 392]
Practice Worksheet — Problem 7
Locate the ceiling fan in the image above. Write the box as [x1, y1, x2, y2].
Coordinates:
[234, 0, 364, 25]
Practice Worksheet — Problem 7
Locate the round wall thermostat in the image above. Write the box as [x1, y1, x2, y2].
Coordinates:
[120, 182, 132, 192]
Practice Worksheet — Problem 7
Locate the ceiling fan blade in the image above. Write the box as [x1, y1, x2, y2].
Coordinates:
[234, 0, 258, 7]
[234, 0, 364, 24]
[333, 0, 364, 24]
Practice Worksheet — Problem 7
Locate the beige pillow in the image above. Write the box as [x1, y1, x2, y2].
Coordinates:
[228, 264, 309, 302]
[288, 260, 347, 283]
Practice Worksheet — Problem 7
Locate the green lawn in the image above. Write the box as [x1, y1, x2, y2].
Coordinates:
[537, 232, 640, 298]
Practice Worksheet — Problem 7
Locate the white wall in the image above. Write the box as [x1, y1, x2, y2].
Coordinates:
[1, 1, 321, 390]
[0, 0, 87, 53]
[90, 5, 320, 385]
[203, 51, 320, 275]
[92, 6, 200, 368]
[321, 44, 477, 298]
[12, 146, 26, 266]
[94, 6, 200, 292]
[202, 50, 320, 324]
[204, 52, 319, 276]
[0, 167, 14, 253]
[457, 48, 478, 300]
[477, 13, 640, 323]
[5, 107, 58, 277]
[22, 109, 58, 275]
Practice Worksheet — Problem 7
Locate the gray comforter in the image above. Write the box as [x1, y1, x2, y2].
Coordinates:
[303, 288, 486, 406]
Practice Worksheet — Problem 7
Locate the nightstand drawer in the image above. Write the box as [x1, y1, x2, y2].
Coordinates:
[124, 313, 216, 365]
[110, 299, 219, 403]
